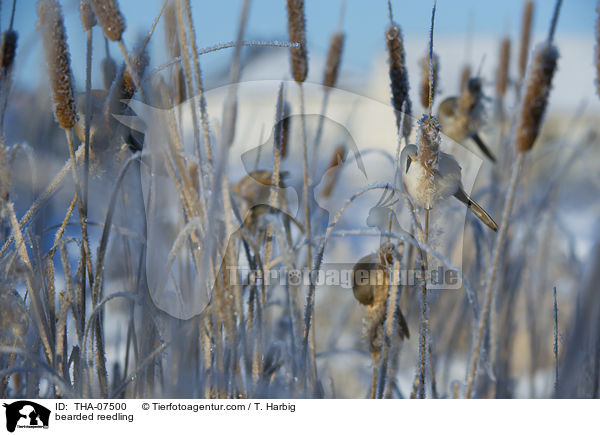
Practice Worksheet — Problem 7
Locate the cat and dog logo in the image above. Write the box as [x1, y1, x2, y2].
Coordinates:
[2, 401, 50, 432]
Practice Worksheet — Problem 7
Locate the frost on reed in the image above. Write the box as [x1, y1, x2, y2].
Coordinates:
[416, 114, 441, 174]
[386, 22, 411, 133]
[37, 0, 78, 130]
[323, 32, 344, 89]
[80, 0, 97, 31]
[518, 0, 534, 82]
[419, 52, 439, 109]
[90, 0, 125, 42]
[286, 0, 308, 83]
[514, 42, 559, 153]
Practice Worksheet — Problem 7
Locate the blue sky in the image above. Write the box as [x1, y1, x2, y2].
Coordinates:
[6, 0, 597, 90]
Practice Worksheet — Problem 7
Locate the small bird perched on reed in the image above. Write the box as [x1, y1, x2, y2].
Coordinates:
[400, 141, 498, 231]
[437, 78, 496, 162]
[73, 90, 144, 156]
[231, 170, 290, 232]
[352, 242, 409, 396]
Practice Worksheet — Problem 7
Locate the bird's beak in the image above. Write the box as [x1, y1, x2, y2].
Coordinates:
[405, 156, 414, 174]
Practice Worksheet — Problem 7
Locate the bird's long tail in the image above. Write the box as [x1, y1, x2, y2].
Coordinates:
[470, 133, 497, 162]
[454, 187, 498, 231]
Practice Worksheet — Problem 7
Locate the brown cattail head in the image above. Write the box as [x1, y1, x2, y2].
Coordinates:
[274, 102, 291, 159]
[164, 1, 180, 58]
[286, 0, 308, 83]
[0, 30, 18, 72]
[417, 115, 441, 173]
[496, 38, 511, 99]
[321, 144, 346, 198]
[386, 22, 411, 132]
[323, 32, 344, 89]
[518, 0, 534, 81]
[90, 0, 125, 42]
[515, 42, 559, 153]
[459, 63, 471, 92]
[173, 65, 186, 105]
[80, 0, 97, 31]
[101, 56, 117, 90]
[188, 161, 199, 194]
[37, 0, 78, 130]
[419, 52, 439, 109]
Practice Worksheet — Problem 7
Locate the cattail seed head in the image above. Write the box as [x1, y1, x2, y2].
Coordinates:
[164, 1, 180, 58]
[323, 32, 344, 89]
[174, 65, 186, 105]
[386, 22, 411, 132]
[419, 52, 439, 109]
[37, 0, 78, 130]
[417, 115, 441, 173]
[321, 144, 346, 198]
[518, 0, 534, 81]
[496, 38, 511, 99]
[274, 101, 291, 159]
[90, 0, 125, 42]
[459, 64, 471, 92]
[0, 30, 18, 71]
[286, 0, 308, 83]
[101, 56, 117, 90]
[80, 0, 97, 31]
[515, 42, 559, 153]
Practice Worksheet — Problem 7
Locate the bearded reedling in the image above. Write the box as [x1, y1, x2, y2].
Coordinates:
[400, 142, 498, 231]
[437, 77, 496, 162]
[231, 170, 289, 233]
[352, 242, 409, 398]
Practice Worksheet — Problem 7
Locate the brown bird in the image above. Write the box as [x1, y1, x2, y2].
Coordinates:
[352, 242, 410, 348]
[74, 89, 145, 155]
[437, 78, 496, 162]
[352, 242, 409, 398]
[231, 170, 290, 232]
